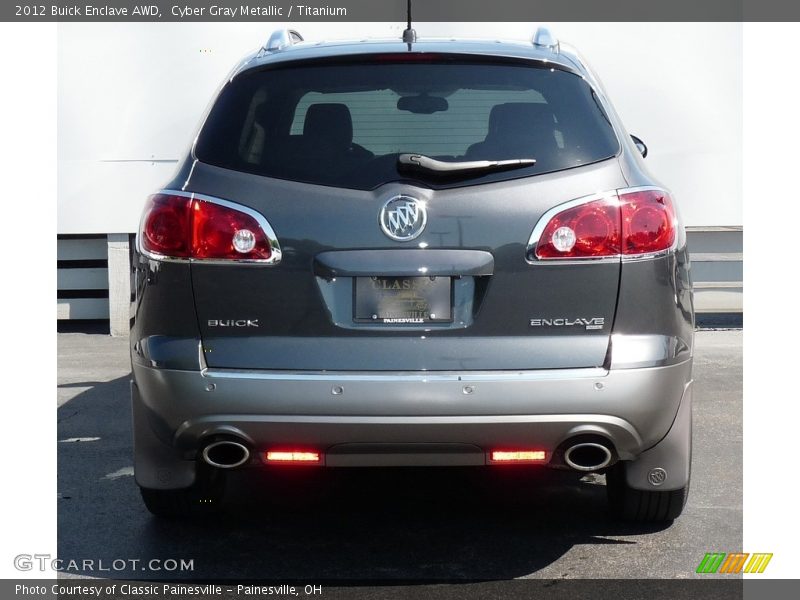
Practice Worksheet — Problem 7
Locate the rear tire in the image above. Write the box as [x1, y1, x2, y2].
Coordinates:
[606, 462, 689, 522]
[139, 468, 226, 518]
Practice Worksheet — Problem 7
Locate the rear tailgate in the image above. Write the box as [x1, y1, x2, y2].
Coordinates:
[189, 159, 625, 371]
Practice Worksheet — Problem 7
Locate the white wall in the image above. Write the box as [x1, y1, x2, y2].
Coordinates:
[57, 22, 742, 233]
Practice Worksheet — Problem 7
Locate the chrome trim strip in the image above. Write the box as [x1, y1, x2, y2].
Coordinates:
[200, 367, 608, 382]
[181, 159, 198, 191]
[136, 189, 282, 266]
[525, 185, 677, 265]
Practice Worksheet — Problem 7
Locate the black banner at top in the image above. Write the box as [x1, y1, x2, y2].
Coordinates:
[2, 0, 800, 22]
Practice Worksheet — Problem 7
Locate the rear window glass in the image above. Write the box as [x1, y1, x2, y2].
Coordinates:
[195, 59, 620, 190]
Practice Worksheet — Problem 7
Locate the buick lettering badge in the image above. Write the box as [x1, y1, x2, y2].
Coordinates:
[379, 196, 427, 241]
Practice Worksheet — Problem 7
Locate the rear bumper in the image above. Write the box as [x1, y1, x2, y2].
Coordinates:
[132, 360, 692, 489]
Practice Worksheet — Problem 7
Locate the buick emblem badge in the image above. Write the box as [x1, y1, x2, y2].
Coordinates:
[379, 196, 427, 241]
[648, 467, 667, 486]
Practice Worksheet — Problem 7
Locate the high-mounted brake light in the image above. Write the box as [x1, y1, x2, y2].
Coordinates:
[528, 188, 676, 261]
[139, 191, 281, 263]
[490, 450, 547, 463]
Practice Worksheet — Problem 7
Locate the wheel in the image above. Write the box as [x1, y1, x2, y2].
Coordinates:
[606, 461, 689, 522]
[139, 468, 226, 518]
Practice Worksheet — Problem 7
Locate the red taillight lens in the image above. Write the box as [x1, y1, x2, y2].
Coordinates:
[619, 189, 676, 255]
[532, 188, 676, 260]
[141, 193, 277, 261]
[141, 194, 193, 257]
[190, 200, 272, 260]
[534, 198, 620, 259]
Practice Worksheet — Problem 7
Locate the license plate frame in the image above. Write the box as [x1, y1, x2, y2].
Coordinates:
[353, 276, 453, 324]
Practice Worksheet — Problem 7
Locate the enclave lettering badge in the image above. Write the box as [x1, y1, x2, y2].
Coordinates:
[530, 317, 605, 330]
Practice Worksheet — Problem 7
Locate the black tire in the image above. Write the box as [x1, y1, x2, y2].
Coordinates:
[139, 469, 226, 518]
[606, 462, 689, 522]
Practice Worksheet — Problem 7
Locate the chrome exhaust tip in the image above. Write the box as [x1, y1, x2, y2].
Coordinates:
[564, 442, 613, 472]
[201, 440, 250, 469]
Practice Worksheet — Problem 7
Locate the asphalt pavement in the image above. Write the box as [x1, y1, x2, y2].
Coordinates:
[56, 330, 742, 582]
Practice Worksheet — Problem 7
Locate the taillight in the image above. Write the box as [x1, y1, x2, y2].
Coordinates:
[619, 189, 676, 255]
[139, 191, 281, 263]
[534, 198, 620, 259]
[528, 188, 676, 261]
[142, 194, 192, 256]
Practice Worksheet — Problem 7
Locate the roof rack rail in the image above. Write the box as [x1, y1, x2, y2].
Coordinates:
[263, 29, 304, 52]
[532, 26, 558, 52]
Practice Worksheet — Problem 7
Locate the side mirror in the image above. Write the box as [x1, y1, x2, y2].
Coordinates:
[631, 134, 648, 158]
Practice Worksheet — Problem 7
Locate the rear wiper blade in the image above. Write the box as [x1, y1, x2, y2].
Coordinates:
[398, 153, 536, 176]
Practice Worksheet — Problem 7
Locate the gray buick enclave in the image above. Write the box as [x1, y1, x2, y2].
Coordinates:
[131, 27, 694, 521]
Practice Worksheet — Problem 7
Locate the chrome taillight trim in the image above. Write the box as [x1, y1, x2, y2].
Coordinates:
[524, 185, 677, 265]
[136, 189, 282, 266]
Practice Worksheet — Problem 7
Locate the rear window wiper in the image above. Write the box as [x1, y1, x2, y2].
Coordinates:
[398, 153, 536, 177]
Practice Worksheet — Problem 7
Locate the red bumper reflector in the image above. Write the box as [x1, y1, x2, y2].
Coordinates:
[265, 451, 321, 463]
[490, 450, 547, 462]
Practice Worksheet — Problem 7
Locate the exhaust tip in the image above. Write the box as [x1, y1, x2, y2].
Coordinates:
[564, 442, 612, 472]
[201, 440, 250, 469]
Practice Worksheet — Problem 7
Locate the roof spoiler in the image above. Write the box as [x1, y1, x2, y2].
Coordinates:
[263, 29, 304, 52]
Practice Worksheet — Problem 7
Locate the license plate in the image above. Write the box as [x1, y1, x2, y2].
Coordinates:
[354, 276, 453, 324]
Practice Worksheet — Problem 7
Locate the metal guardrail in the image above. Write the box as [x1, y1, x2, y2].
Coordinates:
[686, 227, 742, 314]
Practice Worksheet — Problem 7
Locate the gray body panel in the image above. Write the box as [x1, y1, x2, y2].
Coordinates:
[178, 158, 627, 370]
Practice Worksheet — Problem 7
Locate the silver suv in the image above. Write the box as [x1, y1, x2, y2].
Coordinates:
[131, 27, 694, 522]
